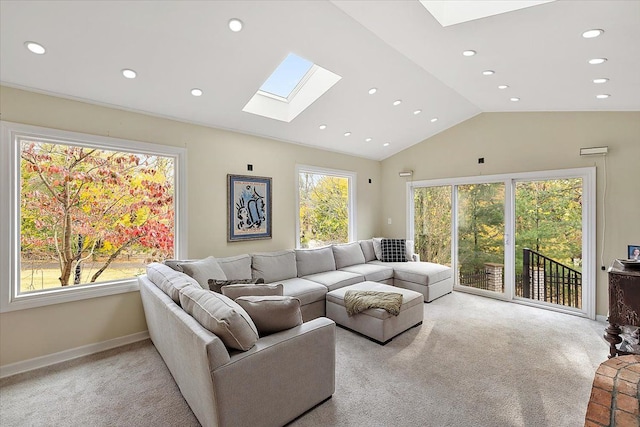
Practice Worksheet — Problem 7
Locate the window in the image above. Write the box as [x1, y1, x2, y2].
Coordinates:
[259, 53, 314, 100]
[0, 122, 186, 312]
[296, 165, 356, 248]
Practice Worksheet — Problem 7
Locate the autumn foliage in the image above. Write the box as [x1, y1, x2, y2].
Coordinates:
[20, 141, 174, 287]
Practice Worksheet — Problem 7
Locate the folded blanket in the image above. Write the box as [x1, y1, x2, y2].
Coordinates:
[343, 290, 403, 317]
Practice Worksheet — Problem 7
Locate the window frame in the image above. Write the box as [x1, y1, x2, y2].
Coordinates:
[295, 164, 357, 248]
[0, 121, 187, 313]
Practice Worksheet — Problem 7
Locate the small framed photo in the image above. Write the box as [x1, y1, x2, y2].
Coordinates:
[227, 174, 272, 242]
[628, 245, 640, 260]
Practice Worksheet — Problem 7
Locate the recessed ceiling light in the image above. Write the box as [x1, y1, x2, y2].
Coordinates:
[383, 142, 390, 147]
[344, 132, 351, 137]
[122, 69, 137, 79]
[593, 78, 609, 84]
[588, 58, 607, 65]
[393, 100, 402, 106]
[510, 97, 520, 102]
[365, 137, 372, 142]
[191, 88, 203, 97]
[462, 50, 476, 57]
[498, 85, 509, 89]
[596, 94, 611, 99]
[319, 124, 327, 130]
[25, 41, 45, 55]
[413, 109, 422, 115]
[368, 88, 377, 95]
[582, 29, 604, 39]
[430, 117, 438, 123]
[482, 70, 495, 76]
[228, 18, 243, 32]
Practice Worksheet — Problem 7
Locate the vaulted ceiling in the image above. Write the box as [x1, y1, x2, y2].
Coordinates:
[1, 1, 638, 160]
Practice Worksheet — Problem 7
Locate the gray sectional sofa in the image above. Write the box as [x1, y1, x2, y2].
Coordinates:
[138, 238, 453, 426]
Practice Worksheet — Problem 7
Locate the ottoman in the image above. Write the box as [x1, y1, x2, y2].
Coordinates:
[326, 281, 424, 344]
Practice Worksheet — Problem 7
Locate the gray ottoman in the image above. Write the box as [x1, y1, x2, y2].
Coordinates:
[326, 281, 424, 344]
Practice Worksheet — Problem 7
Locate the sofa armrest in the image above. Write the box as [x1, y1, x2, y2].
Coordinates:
[213, 317, 336, 427]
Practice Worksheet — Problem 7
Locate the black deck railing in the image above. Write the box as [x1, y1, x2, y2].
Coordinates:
[520, 248, 582, 308]
[458, 248, 582, 309]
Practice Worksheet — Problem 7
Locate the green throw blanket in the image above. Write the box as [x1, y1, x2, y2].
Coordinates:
[343, 290, 403, 317]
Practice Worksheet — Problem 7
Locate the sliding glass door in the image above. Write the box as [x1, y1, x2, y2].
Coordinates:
[408, 168, 595, 318]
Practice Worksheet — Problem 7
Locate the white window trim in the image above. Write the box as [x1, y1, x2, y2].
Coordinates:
[0, 121, 187, 313]
[295, 164, 357, 248]
[406, 167, 596, 320]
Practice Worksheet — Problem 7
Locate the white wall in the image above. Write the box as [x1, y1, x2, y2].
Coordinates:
[0, 86, 382, 366]
[380, 112, 640, 317]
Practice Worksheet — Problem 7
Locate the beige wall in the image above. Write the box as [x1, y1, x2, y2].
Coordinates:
[380, 112, 640, 317]
[0, 86, 382, 366]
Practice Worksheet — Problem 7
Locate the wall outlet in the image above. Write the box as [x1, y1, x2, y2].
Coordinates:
[387, 218, 392, 225]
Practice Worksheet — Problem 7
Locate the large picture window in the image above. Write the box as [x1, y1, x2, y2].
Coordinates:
[1, 122, 186, 312]
[296, 165, 356, 248]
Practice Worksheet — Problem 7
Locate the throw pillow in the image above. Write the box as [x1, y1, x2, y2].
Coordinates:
[221, 283, 283, 300]
[234, 296, 302, 336]
[208, 278, 265, 294]
[381, 238, 408, 262]
[372, 237, 384, 261]
[179, 256, 227, 288]
[179, 285, 258, 351]
[146, 262, 200, 304]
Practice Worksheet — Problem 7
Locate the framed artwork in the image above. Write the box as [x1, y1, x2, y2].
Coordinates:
[227, 174, 272, 241]
[628, 245, 640, 260]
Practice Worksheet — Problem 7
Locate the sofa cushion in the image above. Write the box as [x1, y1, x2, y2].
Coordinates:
[179, 285, 258, 351]
[235, 296, 303, 336]
[180, 256, 227, 288]
[340, 263, 394, 282]
[295, 246, 336, 277]
[371, 261, 453, 285]
[216, 254, 252, 280]
[303, 270, 363, 291]
[332, 242, 366, 269]
[221, 283, 283, 300]
[359, 240, 377, 262]
[146, 262, 201, 303]
[273, 277, 328, 306]
[372, 237, 383, 260]
[251, 250, 297, 283]
[381, 239, 407, 262]
[208, 278, 264, 294]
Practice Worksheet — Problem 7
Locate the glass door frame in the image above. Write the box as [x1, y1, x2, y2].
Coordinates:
[406, 167, 596, 319]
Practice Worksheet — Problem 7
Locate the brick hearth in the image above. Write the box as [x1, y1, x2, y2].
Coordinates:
[585, 355, 640, 427]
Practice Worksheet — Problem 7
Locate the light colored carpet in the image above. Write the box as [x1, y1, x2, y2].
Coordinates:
[0, 292, 608, 426]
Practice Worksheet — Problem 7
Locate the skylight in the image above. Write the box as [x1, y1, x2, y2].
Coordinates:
[259, 53, 314, 100]
[243, 53, 341, 123]
[419, 0, 555, 27]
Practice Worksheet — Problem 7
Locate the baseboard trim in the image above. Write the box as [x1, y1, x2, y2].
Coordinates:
[596, 314, 608, 323]
[0, 330, 149, 379]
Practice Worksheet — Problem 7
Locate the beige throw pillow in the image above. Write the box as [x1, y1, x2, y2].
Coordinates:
[221, 283, 283, 300]
[179, 286, 258, 351]
[235, 296, 302, 336]
[180, 256, 227, 288]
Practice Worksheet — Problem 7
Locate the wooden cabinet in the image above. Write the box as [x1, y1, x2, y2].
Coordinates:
[604, 260, 640, 358]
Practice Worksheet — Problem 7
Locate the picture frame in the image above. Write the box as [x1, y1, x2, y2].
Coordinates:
[227, 174, 272, 242]
[628, 245, 640, 260]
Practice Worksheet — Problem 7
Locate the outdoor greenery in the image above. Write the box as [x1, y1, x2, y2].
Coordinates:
[299, 173, 348, 248]
[413, 179, 583, 274]
[20, 140, 175, 292]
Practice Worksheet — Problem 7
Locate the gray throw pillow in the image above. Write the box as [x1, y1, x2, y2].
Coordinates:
[208, 278, 264, 294]
[234, 296, 302, 336]
[179, 285, 258, 351]
[180, 256, 227, 288]
[221, 283, 283, 300]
